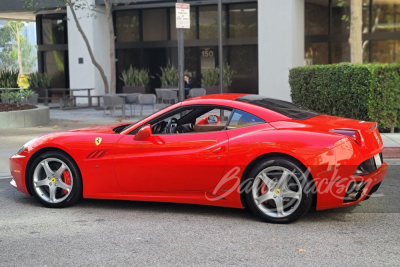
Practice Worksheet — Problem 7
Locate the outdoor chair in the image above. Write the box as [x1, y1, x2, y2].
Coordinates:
[155, 89, 163, 106]
[125, 93, 142, 117]
[103, 95, 126, 118]
[160, 90, 178, 106]
[188, 88, 206, 98]
[138, 94, 156, 117]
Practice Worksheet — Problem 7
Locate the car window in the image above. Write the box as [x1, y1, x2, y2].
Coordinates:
[227, 109, 265, 129]
[195, 109, 232, 127]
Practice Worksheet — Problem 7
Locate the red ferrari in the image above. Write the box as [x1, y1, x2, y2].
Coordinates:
[9, 94, 387, 223]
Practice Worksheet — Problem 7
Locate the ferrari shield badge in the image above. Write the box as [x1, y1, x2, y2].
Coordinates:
[95, 137, 102, 146]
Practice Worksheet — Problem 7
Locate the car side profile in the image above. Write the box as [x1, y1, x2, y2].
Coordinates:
[10, 94, 387, 223]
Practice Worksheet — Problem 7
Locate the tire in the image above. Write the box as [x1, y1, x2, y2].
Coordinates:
[244, 157, 314, 224]
[28, 151, 83, 208]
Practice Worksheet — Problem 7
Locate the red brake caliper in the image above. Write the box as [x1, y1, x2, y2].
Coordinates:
[260, 183, 267, 197]
[62, 170, 71, 195]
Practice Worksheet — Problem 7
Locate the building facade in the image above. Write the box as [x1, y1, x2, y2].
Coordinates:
[1, 0, 400, 101]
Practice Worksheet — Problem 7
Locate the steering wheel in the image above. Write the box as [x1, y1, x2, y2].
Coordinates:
[165, 118, 179, 134]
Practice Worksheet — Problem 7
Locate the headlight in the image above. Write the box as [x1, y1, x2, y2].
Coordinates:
[17, 138, 37, 154]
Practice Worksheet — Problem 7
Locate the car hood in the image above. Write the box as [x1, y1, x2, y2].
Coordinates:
[68, 123, 130, 134]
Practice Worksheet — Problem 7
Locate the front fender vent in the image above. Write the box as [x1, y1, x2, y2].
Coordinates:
[87, 150, 110, 159]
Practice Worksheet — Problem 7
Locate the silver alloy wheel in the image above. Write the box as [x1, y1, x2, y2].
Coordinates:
[252, 166, 302, 218]
[33, 158, 73, 204]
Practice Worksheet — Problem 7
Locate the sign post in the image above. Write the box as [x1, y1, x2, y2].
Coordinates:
[176, 2, 190, 101]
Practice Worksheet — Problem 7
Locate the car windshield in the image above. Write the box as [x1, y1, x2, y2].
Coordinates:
[236, 95, 319, 120]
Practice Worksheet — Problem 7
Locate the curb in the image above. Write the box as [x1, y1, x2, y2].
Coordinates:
[382, 147, 400, 159]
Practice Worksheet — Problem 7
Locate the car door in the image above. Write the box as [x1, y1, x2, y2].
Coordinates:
[114, 114, 229, 192]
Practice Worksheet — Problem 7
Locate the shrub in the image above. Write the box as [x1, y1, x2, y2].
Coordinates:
[120, 66, 151, 87]
[0, 69, 19, 88]
[289, 63, 400, 132]
[159, 61, 179, 87]
[28, 72, 52, 88]
[202, 64, 236, 87]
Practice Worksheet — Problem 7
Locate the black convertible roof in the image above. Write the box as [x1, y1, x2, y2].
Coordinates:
[236, 95, 319, 120]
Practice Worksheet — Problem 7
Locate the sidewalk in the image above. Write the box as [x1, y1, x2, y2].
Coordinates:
[381, 133, 400, 158]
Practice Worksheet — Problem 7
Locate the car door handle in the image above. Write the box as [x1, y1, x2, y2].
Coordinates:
[212, 146, 226, 154]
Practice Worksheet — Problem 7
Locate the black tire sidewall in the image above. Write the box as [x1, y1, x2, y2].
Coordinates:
[28, 151, 82, 208]
[244, 157, 314, 224]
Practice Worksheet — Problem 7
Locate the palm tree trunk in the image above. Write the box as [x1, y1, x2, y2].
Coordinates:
[350, 0, 363, 63]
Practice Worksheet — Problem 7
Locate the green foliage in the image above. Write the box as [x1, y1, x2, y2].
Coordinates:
[158, 62, 179, 87]
[202, 64, 236, 87]
[289, 63, 400, 131]
[202, 68, 219, 86]
[28, 72, 52, 88]
[0, 69, 19, 88]
[20, 89, 35, 104]
[9, 91, 23, 106]
[120, 66, 150, 87]
[1, 90, 13, 103]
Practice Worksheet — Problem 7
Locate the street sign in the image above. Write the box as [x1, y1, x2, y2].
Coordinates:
[176, 3, 190, 29]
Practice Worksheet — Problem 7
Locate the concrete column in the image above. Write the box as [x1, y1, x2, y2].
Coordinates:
[67, 1, 111, 104]
[258, 0, 304, 101]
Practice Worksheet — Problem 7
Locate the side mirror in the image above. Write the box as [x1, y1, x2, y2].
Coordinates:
[134, 124, 152, 141]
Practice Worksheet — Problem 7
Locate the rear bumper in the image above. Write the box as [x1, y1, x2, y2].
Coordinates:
[316, 162, 387, 210]
[9, 153, 30, 195]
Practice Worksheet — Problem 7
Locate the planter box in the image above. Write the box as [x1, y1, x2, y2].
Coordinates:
[122, 86, 146, 94]
[0, 105, 50, 129]
[204, 86, 230, 95]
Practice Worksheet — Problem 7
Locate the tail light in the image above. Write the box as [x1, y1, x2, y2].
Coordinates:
[330, 129, 363, 146]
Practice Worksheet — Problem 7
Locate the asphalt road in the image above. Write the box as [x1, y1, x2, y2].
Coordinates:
[0, 165, 399, 266]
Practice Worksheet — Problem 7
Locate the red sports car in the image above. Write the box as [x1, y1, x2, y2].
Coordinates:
[9, 94, 387, 223]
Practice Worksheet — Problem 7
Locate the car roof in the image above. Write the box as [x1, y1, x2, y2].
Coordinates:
[183, 93, 247, 102]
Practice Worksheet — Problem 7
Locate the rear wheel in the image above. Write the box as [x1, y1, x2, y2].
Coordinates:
[244, 157, 314, 224]
[29, 151, 82, 208]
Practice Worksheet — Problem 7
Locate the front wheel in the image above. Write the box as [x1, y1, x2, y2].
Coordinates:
[244, 157, 314, 224]
[29, 151, 83, 208]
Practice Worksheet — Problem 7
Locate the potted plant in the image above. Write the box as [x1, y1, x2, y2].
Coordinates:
[158, 61, 179, 89]
[120, 66, 151, 94]
[0, 68, 19, 89]
[202, 64, 235, 95]
[28, 72, 52, 101]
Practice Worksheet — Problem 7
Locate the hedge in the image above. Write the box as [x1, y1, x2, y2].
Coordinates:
[289, 63, 400, 131]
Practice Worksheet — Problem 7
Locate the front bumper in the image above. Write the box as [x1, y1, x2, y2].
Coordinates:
[9, 153, 30, 195]
[315, 162, 388, 210]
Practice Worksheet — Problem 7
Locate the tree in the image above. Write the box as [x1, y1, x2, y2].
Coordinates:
[349, 0, 363, 63]
[25, 0, 119, 94]
[338, 0, 363, 63]
[7, 21, 26, 75]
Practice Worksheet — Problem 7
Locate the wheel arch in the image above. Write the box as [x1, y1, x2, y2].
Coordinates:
[25, 147, 82, 196]
[239, 152, 316, 209]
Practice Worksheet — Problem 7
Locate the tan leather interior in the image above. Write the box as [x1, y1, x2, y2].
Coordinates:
[194, 122, 226, 132]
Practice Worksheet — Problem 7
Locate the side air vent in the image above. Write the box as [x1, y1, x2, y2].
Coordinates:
[86, 150, 110, 159]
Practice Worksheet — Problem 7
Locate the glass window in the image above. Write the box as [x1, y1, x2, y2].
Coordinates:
[199, 5, 226, 39]
[372, 1, 400, 32]
[170, 8, 197, 40]
[143, 9, 167, 41]
[42, 15, 66, 45]
[332, 42, 350, 63]
[332, 0, 370, 34]
[229, 45, 258, 94]
[237, 95, 319, 120]
[43, 51, 66, 88]
[229, 3, 258, 38]
[372, 40, 400, 63]
[227, 109, 264, 129]
[305, 0, 329, 35]
[115, 10, 140, 42]
[304, 43, 329, 65]
[116, 49, 142, 93]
